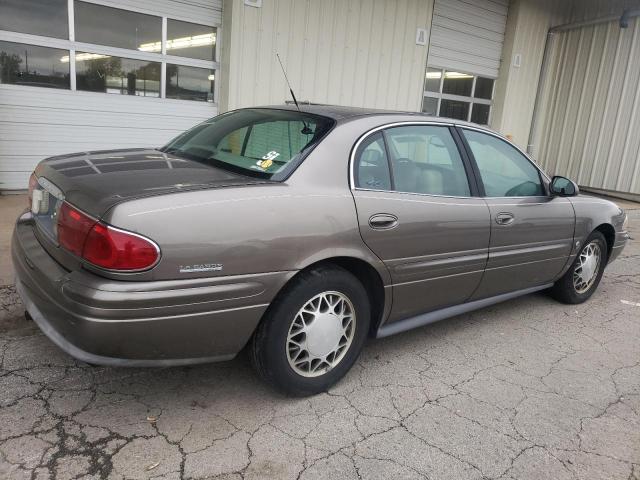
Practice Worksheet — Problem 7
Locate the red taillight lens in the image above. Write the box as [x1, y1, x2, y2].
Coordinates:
[57, 202, 159, 271]
[83, 223, 159, 271]
[58, 202, 96, 256]
[28, 173, 38, 207]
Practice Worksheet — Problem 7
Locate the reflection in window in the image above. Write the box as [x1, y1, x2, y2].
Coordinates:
[74, 1, 161, 51]
[0, 0, 68, 39]
[474, 77, 494, 99]
[0, 41, 69, 89]
[442, 71, 473, 96]
[422, 97, 438, 116]
[166, 64, 214, 102]
[471, 104, 490, 125]
[161, 20, 216, 61]
[75, 53, 160, 97]
[425, 68, 441, 92]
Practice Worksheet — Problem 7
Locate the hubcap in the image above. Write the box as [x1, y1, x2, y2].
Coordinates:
[573, 241, 601, 294]
[286, 291, 356, 378]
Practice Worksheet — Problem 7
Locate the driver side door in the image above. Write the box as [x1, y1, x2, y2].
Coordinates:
[459, 128, 576, 300]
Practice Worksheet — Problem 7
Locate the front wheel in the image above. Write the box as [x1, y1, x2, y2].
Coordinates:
[250, 265, 370, 396]
[551, 231, 608, 304]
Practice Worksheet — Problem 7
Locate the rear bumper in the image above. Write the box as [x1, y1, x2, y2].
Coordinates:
[12, 213, 294, 366]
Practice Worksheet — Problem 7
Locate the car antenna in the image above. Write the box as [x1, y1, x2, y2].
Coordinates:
[276, 53, 313, 135]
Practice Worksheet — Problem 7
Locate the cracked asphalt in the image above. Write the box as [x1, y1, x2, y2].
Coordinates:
[0, 204, 639, 479]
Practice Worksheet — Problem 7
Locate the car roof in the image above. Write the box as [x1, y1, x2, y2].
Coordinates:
[255, 103, 494, 131]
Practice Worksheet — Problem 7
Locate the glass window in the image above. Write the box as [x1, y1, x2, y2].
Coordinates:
[442, 71, 473, 96]
[161, 109, 334, 179]
[74, 1, 161, 51]
[384, 126, 470, 197]
[440, 99, 470, 121]
[463, 129, 544, 197]
[0, 0, 68, 39]
[0, 41, 69, 89]
[425, 68, 441, 92]
[165, 20, 216, 61]
[75, 53, 160, 97]
[422, 96, 438, 115]
[474, 77, 494, 99]
[354, 132, 391, 190]
[471, 104, 490, 125]
[166, 64, 214, 102]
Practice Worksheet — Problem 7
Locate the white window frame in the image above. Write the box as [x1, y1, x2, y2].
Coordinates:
[423, 67, 495, 125]
[0, 0, 220, 103]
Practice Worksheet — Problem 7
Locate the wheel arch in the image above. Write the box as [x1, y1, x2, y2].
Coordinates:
[594, 223, 615, 258]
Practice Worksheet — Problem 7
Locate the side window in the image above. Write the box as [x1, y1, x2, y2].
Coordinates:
[462, 129, 544, 197]
[384, 125, 471, 197]
[354, 132, 392, 190]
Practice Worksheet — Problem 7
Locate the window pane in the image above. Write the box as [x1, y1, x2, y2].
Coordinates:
[442, 71, 473, 96]
[471, 104, 490, 125]
[439, 99, 469, 121]
[0, 0, 68, 38]
[74, 1, 161, 51]
[166, 65, 214, 102]
[474, 77, 494, 99]
[425, 68, 441, 92]
[75, 53, 160, 97]
[0, 41, 69, 89]
[355, 132, 391, 190]
[422, 96, 438, 115]
[162, 109, 334, 178]
[463, 129, 544, 197]
[166, 20, 216, 61]
[385, 125, 470, 197]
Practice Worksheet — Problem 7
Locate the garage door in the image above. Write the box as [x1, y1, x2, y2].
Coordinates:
[0, 0, 222, 190]
[427, 0, 509, 78]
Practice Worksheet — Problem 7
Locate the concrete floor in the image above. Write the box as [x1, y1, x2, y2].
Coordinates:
[0, 194, 639, 479]
[0, 194, 26, 285]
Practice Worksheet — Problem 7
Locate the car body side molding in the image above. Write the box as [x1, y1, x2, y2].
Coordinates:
[376, 283, 553, 338]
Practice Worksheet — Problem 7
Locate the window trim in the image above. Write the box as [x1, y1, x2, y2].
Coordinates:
[0, 0, 219, 103]
[457, 126, 551, 198]
[350, 121, 481, 199]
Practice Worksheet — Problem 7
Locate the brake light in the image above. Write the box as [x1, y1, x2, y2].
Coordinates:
[83, 223, 159, 271]
[57, 202, 159, 271]
[58, 202, 96, 256]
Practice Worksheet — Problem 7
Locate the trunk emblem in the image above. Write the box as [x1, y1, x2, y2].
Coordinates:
[179, 264, 223, 273]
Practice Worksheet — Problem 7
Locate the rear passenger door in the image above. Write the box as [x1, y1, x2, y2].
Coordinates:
[351, 123, 491, 323]
[459, 128, 575, 300]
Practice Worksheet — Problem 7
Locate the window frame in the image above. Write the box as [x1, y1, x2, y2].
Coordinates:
[350, 121, 482, 199]
[457, 126, 551, 198]
[0, 0, 219, 103]
[423, 67, 495, 125]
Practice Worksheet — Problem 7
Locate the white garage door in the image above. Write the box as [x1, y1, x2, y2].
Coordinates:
[427, 0, 509, 78]
[0, 0, 222, 190]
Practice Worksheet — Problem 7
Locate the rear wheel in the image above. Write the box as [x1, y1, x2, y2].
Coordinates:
[250, 265, 370, 396]
[551, 231, 608, 304]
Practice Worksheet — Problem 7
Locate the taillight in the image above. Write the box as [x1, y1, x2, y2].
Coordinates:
[28, 173, 38, 208]
[83, 223, 159, 271]
[58, 202, 96, 256]
[57, 202, 159, 271]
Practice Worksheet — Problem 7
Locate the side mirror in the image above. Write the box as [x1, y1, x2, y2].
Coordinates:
[550, 176, 579, 197]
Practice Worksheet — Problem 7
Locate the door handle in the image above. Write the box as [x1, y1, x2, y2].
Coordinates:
[495, 212, 515, 225]
[369, 214, 398, 230]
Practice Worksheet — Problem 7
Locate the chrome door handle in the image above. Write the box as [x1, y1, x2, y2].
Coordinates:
[495, 212, 515, 225]
[369, 214, 398, 230]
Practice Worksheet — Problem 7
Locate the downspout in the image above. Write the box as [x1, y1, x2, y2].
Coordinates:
[526, 8, 640, 157]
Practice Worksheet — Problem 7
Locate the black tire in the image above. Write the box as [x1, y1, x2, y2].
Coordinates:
[250, 265, 370, 396]
[551, 231, 608, 304]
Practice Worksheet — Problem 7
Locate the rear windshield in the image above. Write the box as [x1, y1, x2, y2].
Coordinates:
[160, 108, 334, 179]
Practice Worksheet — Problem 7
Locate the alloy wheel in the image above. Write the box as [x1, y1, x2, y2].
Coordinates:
[573, 241, 601, 294]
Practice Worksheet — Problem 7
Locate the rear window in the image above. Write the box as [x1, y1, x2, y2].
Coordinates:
[161, 108, 334, 179]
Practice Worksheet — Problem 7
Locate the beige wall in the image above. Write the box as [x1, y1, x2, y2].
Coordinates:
[219, 0, 433, 112]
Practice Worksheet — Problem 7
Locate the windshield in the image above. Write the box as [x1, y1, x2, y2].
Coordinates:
[161, 108, 335, 179]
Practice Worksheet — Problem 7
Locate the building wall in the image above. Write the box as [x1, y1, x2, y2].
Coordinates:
[219, 0, 433, 112]
[0, 0, 221, 190]
[534, 15, 640, 195]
